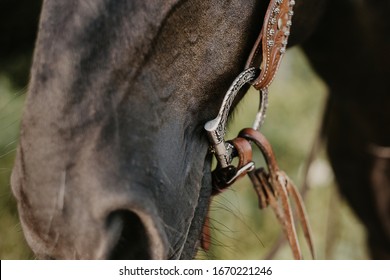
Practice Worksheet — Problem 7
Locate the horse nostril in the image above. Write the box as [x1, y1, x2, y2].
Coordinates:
[106, 210, 151, 260]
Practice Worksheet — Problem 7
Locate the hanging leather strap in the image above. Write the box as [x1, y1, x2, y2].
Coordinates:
[203, 127, 316, 259]
[239, 128, 316, 260]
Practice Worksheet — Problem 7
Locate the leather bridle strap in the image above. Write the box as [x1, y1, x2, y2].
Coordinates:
[246, 0, 294, 90]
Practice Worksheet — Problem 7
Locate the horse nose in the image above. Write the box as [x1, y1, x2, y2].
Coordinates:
[103, 209, 168, 260]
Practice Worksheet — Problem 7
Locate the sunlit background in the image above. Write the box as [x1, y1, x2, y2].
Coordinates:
[0, 46, 369, 259]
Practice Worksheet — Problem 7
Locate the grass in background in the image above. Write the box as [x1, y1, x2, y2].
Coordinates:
[0, 47, 368, 259]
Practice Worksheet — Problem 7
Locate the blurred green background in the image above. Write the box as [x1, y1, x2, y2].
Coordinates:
[0, 46, 368, 259]
[0, 77, 33, 259]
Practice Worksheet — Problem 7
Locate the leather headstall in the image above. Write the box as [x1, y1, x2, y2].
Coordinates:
[202, 0, 316, 260]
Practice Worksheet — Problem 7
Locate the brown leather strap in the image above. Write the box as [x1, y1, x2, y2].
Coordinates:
[239, 128, 315, 259]
[283, 173, 316, 259]
[239, 128, 278, 171]
[232, 137, 253, 172]
[239, 128, 302, 259]
[204, 128, 315, 258]
[249, 168, 303, 259]
[246, 0, 294, 90]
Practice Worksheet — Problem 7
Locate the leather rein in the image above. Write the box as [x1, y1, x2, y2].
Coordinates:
[202, 0, 316, 259]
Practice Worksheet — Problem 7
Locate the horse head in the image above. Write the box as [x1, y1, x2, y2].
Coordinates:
[11, 0, 325, 259]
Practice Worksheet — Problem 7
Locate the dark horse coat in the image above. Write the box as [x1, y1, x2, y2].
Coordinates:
[9, 0, 390, 259]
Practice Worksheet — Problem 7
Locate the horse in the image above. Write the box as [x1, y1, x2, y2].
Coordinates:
[10, 0, 390, 259]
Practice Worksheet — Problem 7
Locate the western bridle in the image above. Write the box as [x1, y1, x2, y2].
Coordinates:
[202, 0, 316, 259]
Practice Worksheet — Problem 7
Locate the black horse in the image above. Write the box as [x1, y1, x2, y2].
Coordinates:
[9, 0, 390, 259]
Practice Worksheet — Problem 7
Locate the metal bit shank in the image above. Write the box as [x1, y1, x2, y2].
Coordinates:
[204, 67, 258, 168]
